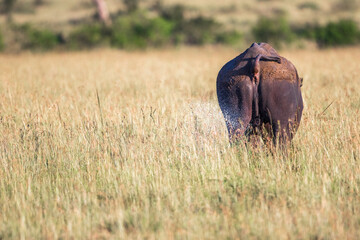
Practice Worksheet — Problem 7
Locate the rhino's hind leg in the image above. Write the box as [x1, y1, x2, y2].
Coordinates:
[273, 108, 303, 148]
[260, 79, 303, 148]
[217, 80, 253, 144]
[272, 120, 293, 147]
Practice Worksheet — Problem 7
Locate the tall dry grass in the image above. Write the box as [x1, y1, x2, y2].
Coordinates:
[0, 46, 359, 239]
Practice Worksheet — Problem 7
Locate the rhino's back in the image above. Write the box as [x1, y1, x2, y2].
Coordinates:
[260, 56, 298, 83]
[246, 43, 298, 83]
[218, 43, 298, 85]
[217, 43, 280, 82]
[245, 42, 279, 59]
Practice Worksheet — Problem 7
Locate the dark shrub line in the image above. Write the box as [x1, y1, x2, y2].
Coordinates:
[0, 11, 360, 52]
[298, 19, 360, 47]
[13, 24, 61, 50]
[252, 16, 295, 48]
[252, 16, 360, 48]
[69, 9, 242, 50]
[0, 8, 242, 51]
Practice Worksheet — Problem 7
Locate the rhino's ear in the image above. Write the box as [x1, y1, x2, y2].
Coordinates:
[300, 77, 303, 87]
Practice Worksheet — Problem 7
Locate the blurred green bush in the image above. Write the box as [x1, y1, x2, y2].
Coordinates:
[216, 31, 243, 45]
[110, 13, 174, 49]
[315, 19, 360, 47]
[66, 8, 242, 50]
[0, 35, 5, 52]
[67, 24, 110, 49]
[15, 24, 59, 50]
[181, 16, 220, 44]
[298, 19, 360, 47]
[252, 16, 294, 48]
[158, 4, 242, 45]
[0, 28, 4, 51]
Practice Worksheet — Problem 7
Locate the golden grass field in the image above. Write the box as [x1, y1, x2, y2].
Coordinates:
[0, 46, 360, 239]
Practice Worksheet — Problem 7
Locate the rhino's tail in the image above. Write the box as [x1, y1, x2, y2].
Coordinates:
[252, 54, 281, 128]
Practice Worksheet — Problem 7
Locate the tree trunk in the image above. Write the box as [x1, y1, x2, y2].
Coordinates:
[4, 0, 16, 23]
[34, 0, 44, 6]
[93, 0, 111, 26]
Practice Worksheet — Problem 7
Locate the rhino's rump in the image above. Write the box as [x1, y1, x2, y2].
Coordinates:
[259, 58, 298, 83]
[220, 43, 297, 84]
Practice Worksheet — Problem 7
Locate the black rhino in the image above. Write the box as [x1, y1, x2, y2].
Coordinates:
[217, 42, 303, 146]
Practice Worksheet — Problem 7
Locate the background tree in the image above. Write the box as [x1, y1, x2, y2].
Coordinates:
[94, 0, 111, 25]
[34, 0, 45, 6]
[3, 0, 17, 23]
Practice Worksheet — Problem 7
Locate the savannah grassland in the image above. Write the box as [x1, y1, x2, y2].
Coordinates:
[0, 46, 360, 239]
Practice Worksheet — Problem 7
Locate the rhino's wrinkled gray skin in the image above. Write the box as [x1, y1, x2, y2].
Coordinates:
[217, 42, 303, 145]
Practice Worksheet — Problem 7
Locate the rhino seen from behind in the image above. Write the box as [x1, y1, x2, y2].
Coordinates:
[217, 42, 304, 146]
